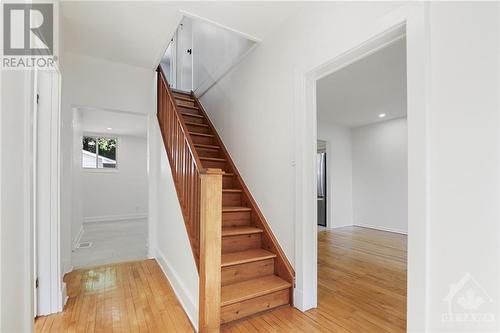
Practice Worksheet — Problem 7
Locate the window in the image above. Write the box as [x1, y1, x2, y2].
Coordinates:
[82, 136, 117, 169]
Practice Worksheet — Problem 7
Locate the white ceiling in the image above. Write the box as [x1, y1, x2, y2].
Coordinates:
[78, 107, 147, 138]
[61, 1, 304, 69]
[317, 37, 407, 128]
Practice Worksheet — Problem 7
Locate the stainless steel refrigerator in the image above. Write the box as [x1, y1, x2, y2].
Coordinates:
[317, 152, 327, 227]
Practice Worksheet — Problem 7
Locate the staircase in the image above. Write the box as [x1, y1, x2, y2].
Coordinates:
[156, 68, 294, 330]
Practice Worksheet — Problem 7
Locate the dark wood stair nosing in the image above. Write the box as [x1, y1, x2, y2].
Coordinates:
[200, 157, 226, 162]
[171, 88, 191, 96]
[222, 189, 242, 193]
[181, 112, 204, 119]
[174, 95, 195, 102]
[222, 226, 264, 237]
[185, 122, 208, 127]
[178, 104, 199, 111]
[223, 206, 252, 213]
[194, 143, 220, 150]
[221, 275, 292, 307]
[221, 249, 275, 267]
[189, 132, 214, 137]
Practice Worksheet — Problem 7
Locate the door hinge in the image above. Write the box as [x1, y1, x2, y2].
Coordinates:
[36, 93, 39, 105]
[35, 278, 39, 288]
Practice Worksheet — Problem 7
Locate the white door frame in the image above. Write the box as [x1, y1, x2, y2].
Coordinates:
[293, 4, 429, 332]
[34, 68, 64, 316]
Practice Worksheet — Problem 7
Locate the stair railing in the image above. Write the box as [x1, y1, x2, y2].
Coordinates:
[157, 67, 222, 332]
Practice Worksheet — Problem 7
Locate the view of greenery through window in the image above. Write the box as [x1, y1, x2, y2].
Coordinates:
[82, 136, 117, 169]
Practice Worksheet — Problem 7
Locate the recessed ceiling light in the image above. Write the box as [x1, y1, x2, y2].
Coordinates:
[378, 113, 386, 118]
[107, 127, 112, 130]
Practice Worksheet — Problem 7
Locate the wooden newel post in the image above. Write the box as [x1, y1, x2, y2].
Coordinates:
[199, 168, 224, 333]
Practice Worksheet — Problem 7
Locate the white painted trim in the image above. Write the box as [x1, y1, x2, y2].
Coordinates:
[35, 69, 64, 316]
[353, 224, 408, 235]
[72, 225, 84, 250]
[24, 69, 35, 332]
[293, 4, 430, 332]
[179, 10, 262, 43]
[0, 52, 2, 328]
[155, 248, 198, 332]
[83, 213, 148, 224]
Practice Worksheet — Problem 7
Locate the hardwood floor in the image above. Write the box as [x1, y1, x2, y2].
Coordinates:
[35, 260, 194, 333]
[36, 226, 406, 332]
[221, 226, 407, 333]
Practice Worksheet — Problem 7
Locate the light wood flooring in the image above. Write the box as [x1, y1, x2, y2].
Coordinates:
[36, 226, 407, 332]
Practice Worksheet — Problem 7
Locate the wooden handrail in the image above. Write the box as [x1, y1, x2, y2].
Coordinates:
[157, 67, 208, 266]
[157, 66, 206, 173]
[157, 67, 224, 331]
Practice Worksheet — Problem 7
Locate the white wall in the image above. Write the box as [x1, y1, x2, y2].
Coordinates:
[317, 122, 353, 228]
[0, 71, 34, 333]
[427, 3, 499, 330]
[192, 17, 255, 96]
[352, 118, 407, 234]
[149, 122, 199, 327]
[200, 0, 404, 277]
[80, 135, 147, 222]
[200, 2, 500, 331]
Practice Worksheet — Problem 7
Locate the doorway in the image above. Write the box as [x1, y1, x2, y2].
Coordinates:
[293, 10, 430, 331]
[316, 34, 408, 330]
[71, 107, 149, 268]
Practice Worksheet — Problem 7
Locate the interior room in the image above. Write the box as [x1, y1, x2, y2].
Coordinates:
[316, 36, 408, 330]
[3, 3, 498, 333]
[71, 107, 149, 268]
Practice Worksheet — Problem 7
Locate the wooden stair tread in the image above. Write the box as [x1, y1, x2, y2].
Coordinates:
[222, 226, 263, 237]
[223, 206, 252, 213]
[171, 88, 191, 96]
[221, 248, 274, 267]
[194, 143, 219, 150]
[222, 189, 242, 193]
[200, 157, 226, 162]
[174, 95, 194, 102]
[185, 122, 208, 127]
[189, 132, 214, 137]
[221, 275, 291, 307]
[181, 112, 204, 118]
[178, 104, 199, 110]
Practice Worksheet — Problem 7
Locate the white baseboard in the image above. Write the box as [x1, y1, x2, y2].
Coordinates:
[354, 224, 408, 235]
[72, 225, 84, 250]
[154, 248, 198, 331]
[83, 213, 148, 224]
